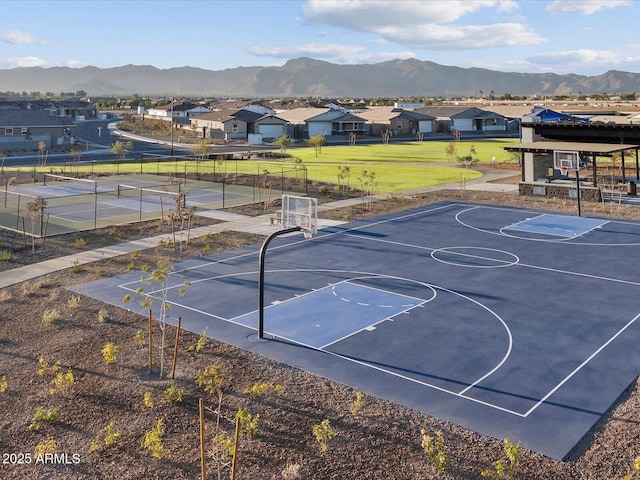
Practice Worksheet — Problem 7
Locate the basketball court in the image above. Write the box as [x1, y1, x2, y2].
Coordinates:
[72, 200, 640, 460]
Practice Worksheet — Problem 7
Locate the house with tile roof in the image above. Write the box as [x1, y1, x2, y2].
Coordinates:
[415, 106, 507, 134]
[193, 108, 288, 142]
[356, 106, 435, 137]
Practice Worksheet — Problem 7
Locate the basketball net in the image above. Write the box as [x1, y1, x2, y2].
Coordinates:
[559, 167, 569, 176]
[302, 224, 315, 239]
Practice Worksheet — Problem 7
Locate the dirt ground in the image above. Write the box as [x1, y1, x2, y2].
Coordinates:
[1, 175, 640, 479]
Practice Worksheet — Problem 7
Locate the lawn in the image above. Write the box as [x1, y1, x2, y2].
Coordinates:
[18, 139, 521, 194]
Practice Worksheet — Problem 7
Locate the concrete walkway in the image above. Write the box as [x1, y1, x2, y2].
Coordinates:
[0, 168, 517, 289]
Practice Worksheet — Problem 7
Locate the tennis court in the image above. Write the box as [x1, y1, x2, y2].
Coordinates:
[0, 173, 265, 236]
[73, 202, 640, 460]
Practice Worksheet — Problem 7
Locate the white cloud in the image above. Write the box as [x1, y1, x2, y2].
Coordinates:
[527, 49, 640, 73]
[546, 0, 631, 15]
[381, 22, 544, 49]
[0, 56, 87, 69]
[301, 0, 541, 50]
[303, 0, 518, 28]
[2, 30, 48, 45]
[247, 42, 414, 64]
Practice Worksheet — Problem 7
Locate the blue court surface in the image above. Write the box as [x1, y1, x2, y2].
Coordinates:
[72, 202, 640, 460]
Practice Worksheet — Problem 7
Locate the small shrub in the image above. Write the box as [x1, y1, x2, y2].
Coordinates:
[236, 408, 259, 438]
[0, 290, 11, 303]
[164, 382, 184, 403]
[28, 407, 59, 431]
[73, 238, 87, 249]
[42, 309, 62, 325]
[349, 391, 366, 415]
[49, 369, 74, 395]
[97, 308, 110, 323]
[210, 432, 235, 463]
[421, 429, 449, 473]
[22, 280, 40, 297]
[197, 365, 224, 396]
[108, 225, 118, 236]
[69, 260, 83, 273]
[144, 418, 167, 459]
[481, 438, 522, 479]
[188, 328, 208, 353]
[90, 422, 121, 452]
[0, 374, 7, 393]
[312, 419, 336, 453]
[37, 357, 61, 376]
[134, 330, 145, 346]
[0, 249, 12, 261]
[243, 382, 282, 400]
[34, 437, 57, 455]
[281, 463, 301, 480]
[143, 391, 154, 408]
[67, 295, 81, 308]
[101, 343, 119, 365]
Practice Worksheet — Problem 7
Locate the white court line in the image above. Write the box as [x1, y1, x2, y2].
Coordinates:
[523, 311, 640, 417]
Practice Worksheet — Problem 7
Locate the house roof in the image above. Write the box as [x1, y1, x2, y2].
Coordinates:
[193, 108, 263, 123]
[415, 106, 478, 118]
[356, 106, 435, 122]
[275, 108, 332, 124]
[504, 141, 639, 155]
[0, 110, 75, 128]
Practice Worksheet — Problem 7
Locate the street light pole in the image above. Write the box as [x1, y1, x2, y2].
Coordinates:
[170, 97, 174, 158]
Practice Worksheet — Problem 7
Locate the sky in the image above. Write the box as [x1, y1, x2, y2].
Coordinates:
[0, 0, 639, 76]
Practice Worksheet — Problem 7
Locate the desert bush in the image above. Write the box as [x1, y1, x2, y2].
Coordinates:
[0, 249, 12, 261]
[42, 309, 62, 325]
[73, 238, 87, 249]
[49, 369, 74, 395]
[101, 343, 119, 364]
[236, 408, 259, 438]
[312, 419, 336, 453]
[0, 375, 7, 393]
[90, 422, 121, 452]
[28, 407, 59, 431]
[164, 382, 184, 403]
[349, 391, 366, 415]
[143, 391, 154, 408]
[0, 290, 11, 303]
[143, 418, 167, 459]
[481, 438, 522, 479]
[243, 381, 282, 400]
[97, 308, 110, 323]
[421, 428, 449, 473]
[34, 437, 57, 455]
[67, 295, 81, 308]
[187, 328, 208, 353]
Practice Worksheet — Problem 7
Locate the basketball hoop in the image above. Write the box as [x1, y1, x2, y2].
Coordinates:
[302, 224, 315, 239]
[559, 167, 569, 177]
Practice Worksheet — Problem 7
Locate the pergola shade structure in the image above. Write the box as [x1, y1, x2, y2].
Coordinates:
[505, 141, 640, 186]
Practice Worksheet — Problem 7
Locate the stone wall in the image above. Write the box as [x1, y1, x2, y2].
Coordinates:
[519, 181, 602, 202]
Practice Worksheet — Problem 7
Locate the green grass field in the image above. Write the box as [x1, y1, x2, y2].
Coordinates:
[17, 139, 520, 194]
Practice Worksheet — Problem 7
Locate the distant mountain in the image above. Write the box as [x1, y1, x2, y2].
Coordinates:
[1, 58, 639, 97]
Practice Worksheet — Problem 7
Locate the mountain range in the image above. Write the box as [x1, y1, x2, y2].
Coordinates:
[0, 57, 639, 98]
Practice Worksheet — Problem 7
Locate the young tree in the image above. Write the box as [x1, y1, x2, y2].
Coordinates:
[274, 134, 291, 156]
[306, 132, 326, 157]
[110, 140, 134, 162]
[123, 257, 189, 377]
[192, 139, 212, 162]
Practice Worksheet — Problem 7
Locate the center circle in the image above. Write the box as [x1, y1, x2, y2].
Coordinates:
[431, 247, 519, 268]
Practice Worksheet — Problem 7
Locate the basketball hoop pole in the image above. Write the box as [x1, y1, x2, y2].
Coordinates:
[258, 226, 301, 339]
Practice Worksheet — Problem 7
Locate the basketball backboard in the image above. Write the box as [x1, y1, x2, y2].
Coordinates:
[554, 150, 579, 172]
[282, 195, 317, 237]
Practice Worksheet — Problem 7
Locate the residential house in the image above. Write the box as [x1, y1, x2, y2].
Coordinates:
[415, 106, 507, 133]
[146, 101, 212, 125]
[357, 106, 435, 136]
[193, 108, 288, 143]
[0, 109, 75, 152]
[276, 107, 365, 139]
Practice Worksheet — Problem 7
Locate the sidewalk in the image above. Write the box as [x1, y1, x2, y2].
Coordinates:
[0, 169, 517, 289]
